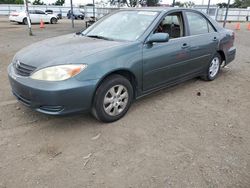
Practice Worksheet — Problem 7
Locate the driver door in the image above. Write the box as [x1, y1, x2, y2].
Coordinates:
[143, 11, 192, 91]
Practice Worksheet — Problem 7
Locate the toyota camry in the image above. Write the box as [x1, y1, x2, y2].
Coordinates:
[8, 8, 236, 122]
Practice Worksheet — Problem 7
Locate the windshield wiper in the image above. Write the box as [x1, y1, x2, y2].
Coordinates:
[86, 35, 114, 41]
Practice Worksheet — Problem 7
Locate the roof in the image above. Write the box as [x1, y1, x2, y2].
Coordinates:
[121, 7, 198, 13]
[124, 7, 175, 12]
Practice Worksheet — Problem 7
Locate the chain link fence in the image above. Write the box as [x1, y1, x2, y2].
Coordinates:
[1, 4, 250, 21]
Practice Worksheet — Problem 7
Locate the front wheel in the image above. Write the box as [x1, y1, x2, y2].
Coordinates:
[92, 75, 133, 123]
[201, 53, 221, 81]
[50, 17, 57, 24]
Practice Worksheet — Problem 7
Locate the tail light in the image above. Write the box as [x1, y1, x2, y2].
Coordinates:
[10, 12, 19, 16]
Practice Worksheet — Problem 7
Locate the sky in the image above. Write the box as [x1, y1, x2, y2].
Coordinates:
[43, 0, 232, 6]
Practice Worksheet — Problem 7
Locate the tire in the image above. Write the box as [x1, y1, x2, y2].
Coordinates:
[92, 74, 133, 123]
[201, 53, 221, 81]
[50, 17, 57, 24]
[23, 18, 28, 25]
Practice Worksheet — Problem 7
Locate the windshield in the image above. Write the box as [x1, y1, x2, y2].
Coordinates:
[74, 10, 82, 14]
[83, 10, 159, 41]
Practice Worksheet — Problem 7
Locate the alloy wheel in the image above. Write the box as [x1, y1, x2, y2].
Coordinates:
[209, 57, 220, 78]
[103, 84, 129, 116]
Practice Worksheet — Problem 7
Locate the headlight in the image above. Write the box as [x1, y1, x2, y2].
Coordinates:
[30, 64, 87, 81]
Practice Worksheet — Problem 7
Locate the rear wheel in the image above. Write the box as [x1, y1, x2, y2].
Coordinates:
[23, 18, 28, 25]
[201, 53, 221, 81]
[50, 17, 57, 24]
[92, 74, 133, 123]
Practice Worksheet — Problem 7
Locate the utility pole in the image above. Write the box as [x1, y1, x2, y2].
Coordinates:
[70, 0, 74, 28]
[93, 0, 95, 20]
[118, 0, 120, 8]
[207, 0, 211, 14]
[223, 0, 231, 28]
[24, 0, 32, 36]
[172, 0, 175, 7]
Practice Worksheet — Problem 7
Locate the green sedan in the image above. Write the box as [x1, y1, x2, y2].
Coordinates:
[8, 8, 236, 122]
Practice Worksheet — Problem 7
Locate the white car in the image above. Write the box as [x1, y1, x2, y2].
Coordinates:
[9, 10, 58, 24]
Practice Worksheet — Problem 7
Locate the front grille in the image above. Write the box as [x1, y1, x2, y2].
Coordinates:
[13, 60, 36, 77]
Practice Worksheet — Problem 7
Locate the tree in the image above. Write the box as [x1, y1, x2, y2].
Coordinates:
[54, 0, 64, 6]
[147, 0, 159, 6]
[217, 3, 228, 8]
[183, 1, 194, 8]
[0, 0, 25, 4]
[32, 0, 44, 5]
[174, 1, 184, 7]
[173, 1, 194, 8]
[0, 0, 14, 4]
[110, 0, 159, 7]
[232, 0, 250, 8]
[15, 0, 24, 3]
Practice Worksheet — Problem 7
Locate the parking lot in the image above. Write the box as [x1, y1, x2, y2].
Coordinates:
[0, 16, 250, 188]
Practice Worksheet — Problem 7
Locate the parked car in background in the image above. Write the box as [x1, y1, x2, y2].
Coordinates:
[67, 9, 85, 20]
[8, 8, 236, 122]
[9, 10, 58, 24]
[45, 9, 62, 19]
[45, 9, 53, 14]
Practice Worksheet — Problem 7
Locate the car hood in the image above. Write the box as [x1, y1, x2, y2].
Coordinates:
[14, 34, 128, 68]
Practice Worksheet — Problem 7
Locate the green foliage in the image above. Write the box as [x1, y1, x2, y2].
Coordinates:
[183, 1, 194, 7]
[217, 3, 229, 8]
[0, 0, 16, 4]
[174, 1, 184, 7]
[15, 0, 23, 4]
[234, 0, 250, 8]
[147, 0, 159, 6]
[32, 0, 44, 5]
[174, 1, 195, 7]
[54, 0, 64, 6]
[110, 0, 159, 7]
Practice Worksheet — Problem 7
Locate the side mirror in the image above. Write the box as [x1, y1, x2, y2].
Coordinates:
[147, 33, 169, 44]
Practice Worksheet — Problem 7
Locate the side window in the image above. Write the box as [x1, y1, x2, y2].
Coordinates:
[29, 10, 35, 14]
[186, 11, 215, 35]
[35, 10, 45, 15]
[154, 12, 184, 39]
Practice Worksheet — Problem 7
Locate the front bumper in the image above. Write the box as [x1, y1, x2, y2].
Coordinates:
[8, 64, 98, 115]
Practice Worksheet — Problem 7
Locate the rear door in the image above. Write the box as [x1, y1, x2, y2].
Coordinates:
[35, 10, 47, 23]
[184, 11, 219, 72]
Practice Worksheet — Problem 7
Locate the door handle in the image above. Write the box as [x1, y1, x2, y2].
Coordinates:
[181, 43, 190, 49]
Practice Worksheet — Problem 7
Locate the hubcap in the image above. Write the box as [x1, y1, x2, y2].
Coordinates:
[103, 85, 129, 116]
[209, 57, 220, 78]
